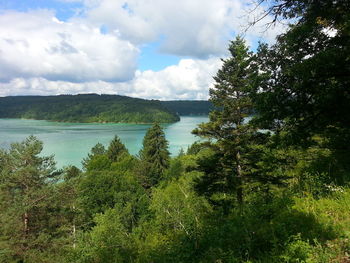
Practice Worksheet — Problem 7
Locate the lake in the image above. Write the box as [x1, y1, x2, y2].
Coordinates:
[0, 116, 208, 168]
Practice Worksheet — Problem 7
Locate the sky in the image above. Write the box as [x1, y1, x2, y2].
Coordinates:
[0, 0, 285, 100]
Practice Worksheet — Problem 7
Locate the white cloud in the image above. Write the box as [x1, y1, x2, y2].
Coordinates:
[82, 0, 285, 58]
[0, 10, 139, 82]
[0, 58, 222, 100]
[0, 1, 287, 99]
[126, 58, 222, 99]
[0, 77, 130, 96]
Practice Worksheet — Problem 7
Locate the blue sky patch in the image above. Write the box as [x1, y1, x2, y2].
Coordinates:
[0, 0, 83, 21]
[138, 41, 184, 71]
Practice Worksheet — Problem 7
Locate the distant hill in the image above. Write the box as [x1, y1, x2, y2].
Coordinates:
[0, 94, 180, 123]
[161, 100, 213, 116]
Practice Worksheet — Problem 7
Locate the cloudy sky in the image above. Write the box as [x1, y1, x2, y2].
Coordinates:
[0, 0, 284, 100]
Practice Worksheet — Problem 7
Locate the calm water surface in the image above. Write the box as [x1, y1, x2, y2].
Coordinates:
[0, 116, 208, 168]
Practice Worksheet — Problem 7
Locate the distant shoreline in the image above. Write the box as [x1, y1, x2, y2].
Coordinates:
[0, 94, 212, 124]
[0, 115, 208, 125]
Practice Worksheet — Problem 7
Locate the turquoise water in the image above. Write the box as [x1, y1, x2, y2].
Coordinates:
[0, 116, 208, 168]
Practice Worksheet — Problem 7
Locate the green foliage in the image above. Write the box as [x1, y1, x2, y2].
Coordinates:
[85, 155, 112, 172]
[77, 170, 148, 228]
[139, 123, 170, 188]
[0, 136, 70, 262]
[0, 94, 180, 123]
[163, 157, 184, 180]
[150, 173, 210, 239]
[82, 143, 106, 169]
[110, 154, 138, 173]
[64, 165, 81, 180]
[72, 208, 135, 263]
[253, 0, 350, 183]
[279, 235, 313, 263]
[131, 185, 350, 263]
[134, 169, 211, 262]
[107, 135, 129, 162]
[193, 36, 266, 208]
[186, 141, 212, 155]
[0, 2, 349, 262]
[254, 0, 350, 134]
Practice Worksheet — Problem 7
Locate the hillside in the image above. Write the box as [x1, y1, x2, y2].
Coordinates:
[161, 100, 213, 115]
[0, 94, 180, 123]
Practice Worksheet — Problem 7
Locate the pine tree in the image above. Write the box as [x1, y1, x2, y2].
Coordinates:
[90, 142, 106, 156]
[0, 136, 65, 261]
[82, 143, 107, 170]
[107, 136, 128, 162]
[139, 123, 170, 187]
[193, 36, 259, 209]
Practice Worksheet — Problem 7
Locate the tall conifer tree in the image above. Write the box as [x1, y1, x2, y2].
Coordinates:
[0, 136, 64, 261]
[107, 135, 128, 162]
[139, 123, 170, 187]
[193, 36, 258, 208]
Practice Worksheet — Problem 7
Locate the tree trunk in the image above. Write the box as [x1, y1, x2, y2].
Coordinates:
[236, 150, 243, 208]
[24, 212, 29, 236]
[22, 211, 29, 252]
[236, 100, 244, 208]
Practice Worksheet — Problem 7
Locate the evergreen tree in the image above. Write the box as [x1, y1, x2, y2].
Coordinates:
[90, 142, 106, 156]
[193, 36, 260, 208]
[139, 123, 170, 187]
[107, 135, 128, 162]
[0, 136, 65, 262]
[82, 142, 106, 169]
[64, 165, 81, 181]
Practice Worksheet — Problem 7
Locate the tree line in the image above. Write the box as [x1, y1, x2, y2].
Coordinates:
[0, 94, 180, 124]
[0, 95, 215, 124]
[0, 0, 349, 262]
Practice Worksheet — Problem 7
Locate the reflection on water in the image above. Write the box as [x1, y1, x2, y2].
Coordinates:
[0, 116, 208, 168]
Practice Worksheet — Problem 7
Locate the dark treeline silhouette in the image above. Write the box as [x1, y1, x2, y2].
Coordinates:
[0, 94, 214, 123]
[0, 94, 180, 123]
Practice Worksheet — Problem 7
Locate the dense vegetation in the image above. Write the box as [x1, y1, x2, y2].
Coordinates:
[0, 94, 180, 123]
[0, 0, 349, 262]
[0, 95, 214, 124]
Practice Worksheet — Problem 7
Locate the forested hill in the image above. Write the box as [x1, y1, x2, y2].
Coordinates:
[0, 94, 180, 123]
[161, 100, 213, 115]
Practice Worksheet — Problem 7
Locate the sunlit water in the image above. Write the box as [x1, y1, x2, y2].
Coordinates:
[0, 116, 208, 168]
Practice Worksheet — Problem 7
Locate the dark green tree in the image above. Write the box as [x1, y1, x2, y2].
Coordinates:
[0, 136, 66, 262]
[64, 165, 81, 181]
[90, 142, 106, 156]
[82, 142, 106, 170]
[107, 135, 129, 162]
[253, 0, 350, 183]
[139, 123, 170, 188]
[77, 170, 148, 230]
[193, 36, 260, 208]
